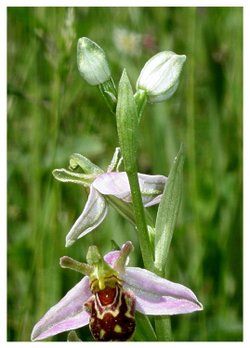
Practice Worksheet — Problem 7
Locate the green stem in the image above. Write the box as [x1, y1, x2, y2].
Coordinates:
[154, 316, 172, 341]
[126, 170, 155, 272]
[116, 70, 155, 272]
[134, 89, 148, 123]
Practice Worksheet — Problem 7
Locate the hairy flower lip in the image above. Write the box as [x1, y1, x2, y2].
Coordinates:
[31, 243, 203, 341]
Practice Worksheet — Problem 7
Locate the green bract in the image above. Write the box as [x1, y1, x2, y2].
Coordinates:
[116, 70, 154, 271]
[154, 144, 185, 273]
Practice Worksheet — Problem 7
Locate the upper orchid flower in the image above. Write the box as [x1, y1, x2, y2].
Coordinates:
[31, 241, 203, 342]
[53, 148, 167, 247]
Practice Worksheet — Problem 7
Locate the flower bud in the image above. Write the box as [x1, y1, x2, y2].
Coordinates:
[77, 37, 111, 85]
[136, 51, 186, 103]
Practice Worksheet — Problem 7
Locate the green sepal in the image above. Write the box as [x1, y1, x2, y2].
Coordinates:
[154, 144, 185, 273]
[52, 168, 94, 186]
[98, 77, 117, 114]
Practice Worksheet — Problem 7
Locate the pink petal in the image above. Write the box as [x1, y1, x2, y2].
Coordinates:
[31, 277, 91, 341]
[123, 267, 203, 315]
[133, 292, 201, 315]
[65, 186, 108, 247]
[137, 173, 167, 207]
[103, 246, 130, 268]
[93, 172, 167, 206]
[103, 250, 121, 267]
[93, 172, 131, 201]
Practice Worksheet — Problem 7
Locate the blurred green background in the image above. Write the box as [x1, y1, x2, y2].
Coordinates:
[7, 7, 243, 341]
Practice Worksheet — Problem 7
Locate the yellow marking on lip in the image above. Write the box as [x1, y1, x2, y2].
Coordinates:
[114, 324, 122, 333]
[100, 329, 106, 339]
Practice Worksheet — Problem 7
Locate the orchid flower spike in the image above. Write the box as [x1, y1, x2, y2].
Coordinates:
[52, 148, 167, 247]
[31, 242, 203, 342]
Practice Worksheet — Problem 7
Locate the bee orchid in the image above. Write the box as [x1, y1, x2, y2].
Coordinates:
[31, 242, 203, 342]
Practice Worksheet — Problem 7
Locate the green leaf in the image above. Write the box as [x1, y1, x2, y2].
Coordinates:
[116, 69, 138, 173]
[154, 144, 184, 273]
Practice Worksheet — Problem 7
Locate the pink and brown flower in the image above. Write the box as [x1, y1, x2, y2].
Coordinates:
[31, 242, 203, 342]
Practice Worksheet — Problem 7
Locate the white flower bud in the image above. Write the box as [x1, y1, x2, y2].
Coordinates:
[136, 51, 186, 103]
[77, 37, 111, 86]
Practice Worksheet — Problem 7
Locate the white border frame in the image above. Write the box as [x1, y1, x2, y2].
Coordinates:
[2, 1, 248, 347]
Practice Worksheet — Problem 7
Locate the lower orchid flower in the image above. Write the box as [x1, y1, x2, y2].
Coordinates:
[52, 148, 167, 247]
[31, 241, 203, 342]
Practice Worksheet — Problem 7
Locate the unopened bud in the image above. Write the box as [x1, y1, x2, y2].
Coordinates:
[136, 51, 186, 103]
[77, 37, 111, 85]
